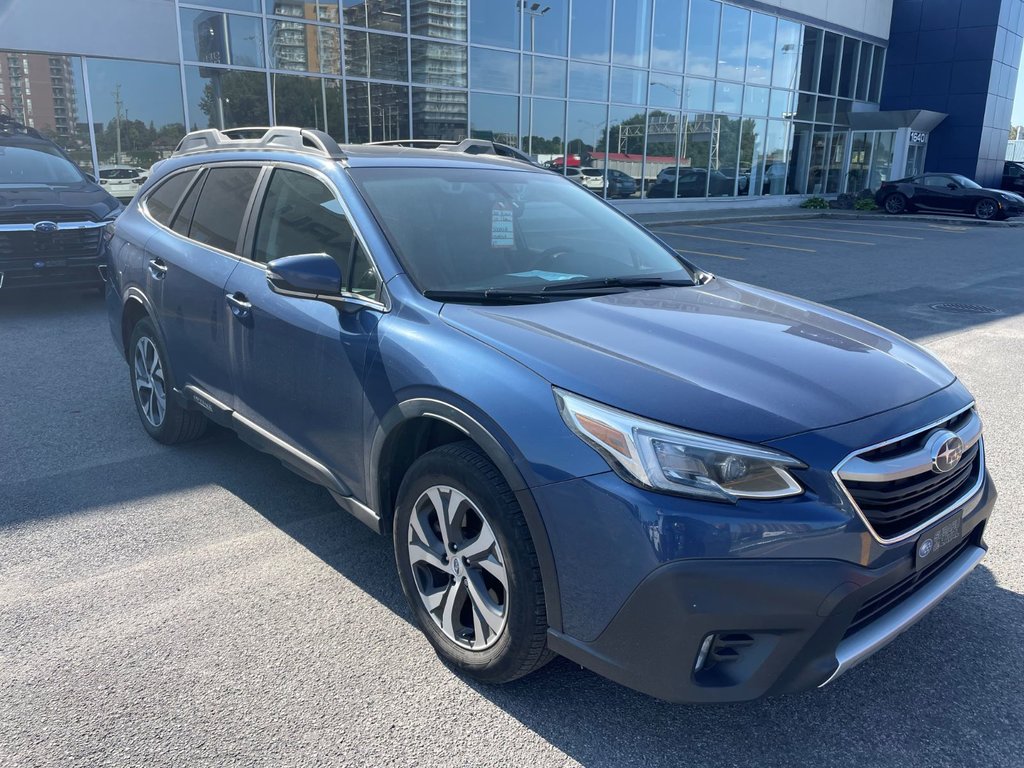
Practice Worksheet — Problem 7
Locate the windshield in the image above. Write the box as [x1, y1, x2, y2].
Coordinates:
[350, 167, 693, 295]
[0, 142, 87, 185]
[951, 174, 981, 189]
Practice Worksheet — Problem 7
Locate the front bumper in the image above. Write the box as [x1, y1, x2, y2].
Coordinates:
[0, 260, 106, 289]
[544, 471, 995, 703]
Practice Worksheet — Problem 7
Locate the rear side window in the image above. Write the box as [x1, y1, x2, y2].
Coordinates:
[171, 170, 205, 236]
[146, 170, 198, 226]
[189, 166, 261, 254]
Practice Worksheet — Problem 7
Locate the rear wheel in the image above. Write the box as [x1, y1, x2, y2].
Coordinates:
[393, 441, 553, 683]
[974, 198, 999, 220]
[883, 193, 908, 214]
[128, 317, 207, 444]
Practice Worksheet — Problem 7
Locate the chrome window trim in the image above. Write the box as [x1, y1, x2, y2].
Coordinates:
[0, 220, 109, 231]
[831, 403, 986, 545]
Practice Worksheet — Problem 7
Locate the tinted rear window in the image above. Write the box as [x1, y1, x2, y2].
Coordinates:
[146, 170, 198, 226]
[188, 166, 261, 254]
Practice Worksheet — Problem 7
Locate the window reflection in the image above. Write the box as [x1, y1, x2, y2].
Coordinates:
[522, 55, 566, 98]
[470, 92, 518, 144]
[643, 109, 680, 197]
[769, 87, 794, 118]
[714, 81, 742, 114]
[520, 0, 568, 57]
[204, 0, 260, 12]
[686, 0, 720, 77]
[681, 113, 714, 195]
[855, 43, 872, 100]
[611, 68, 648, 105]
[746, 13, 774, 86]
[412, 39, 467, 87]
[716, 115, 742, 196]
[266, 0, 340, 23]
[818, 32, 840, 95]
[347, 81, 409, 142]
[87, 58, 186, 169]
[740, 117, 766, 196]
[343, 0, 407, 32]
[869, 46, 884, 102]
[566, 101, 607, 173]
[570, 0, 612, 63]
[519, 97, 564, 160]
[825, 129, 846, 193]
[846, 130, 871, 192]
[184, 66, 269, 130]
[742, 85, 769, 116]
[652, 0, 686, 72]
[763, 119, 789, 195]
[683, 77, 714, 111]
[271, 72, 344, 139]
[649, 72, 682, 109]
[613, 0, 653, 68]
[718, 4, 749, 82]
[471, 0, 519, 49]
[607, 104, 645, 198]
[838, 38, 858, 98]
[268, 20, 341, 75]
[345, 29, 408, 81]
[569, 61, 609, 101]
[413, 86, 467, 139]
[772, 19, 801, 90]
[786, 121, 812, 193]
[180, 9, 265, 68]
[410, 0, 467, 41]
[470, 47, 518, 93]
[798, 26, 821, 92]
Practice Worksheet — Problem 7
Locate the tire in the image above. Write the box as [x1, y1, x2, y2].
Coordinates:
[128, 317, 207, 445]
[393, 441, 553, 684]
[974, 198, 999, 220]
[883, 193, 908, 215]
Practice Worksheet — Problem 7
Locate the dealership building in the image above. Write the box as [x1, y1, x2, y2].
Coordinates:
[1, 0, 1022, 208]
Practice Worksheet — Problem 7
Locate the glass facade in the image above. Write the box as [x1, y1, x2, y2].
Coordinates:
[1, 0, 888, 202]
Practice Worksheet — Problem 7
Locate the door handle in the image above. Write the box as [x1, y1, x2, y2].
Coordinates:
[226, 292, 252, 318]
[148, 258, 168, 280]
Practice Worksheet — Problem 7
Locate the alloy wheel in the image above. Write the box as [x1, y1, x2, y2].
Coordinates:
[885, 194, 906, 214]
[406, 485, 509, 650]
[133, 336, 166, 427]
[976, 199, 997, 219]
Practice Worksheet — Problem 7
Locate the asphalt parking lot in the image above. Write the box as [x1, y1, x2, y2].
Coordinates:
[2, 215, 1023, 768]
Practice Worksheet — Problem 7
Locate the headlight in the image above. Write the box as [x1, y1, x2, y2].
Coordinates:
[554, 388, 805, 502]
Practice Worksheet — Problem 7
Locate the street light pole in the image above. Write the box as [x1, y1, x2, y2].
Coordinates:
[517, 1, 549, 158]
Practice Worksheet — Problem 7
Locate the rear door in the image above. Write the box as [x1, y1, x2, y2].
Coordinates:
[143, 163, 262, 408]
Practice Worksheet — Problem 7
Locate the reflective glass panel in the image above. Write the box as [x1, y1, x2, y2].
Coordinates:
[746, 13, 775, 85]
[470, 47, 519, 93]
[522, 55, 566, 98]
[346, 81, 410, 142]
[413, 87, 468, 140]
[521, 0, 568, 56]
[869, 46, 885, 102]
[680, 113, 714, 195]
[838, 37, 858, 98]
[649, 72, 683, 109]
[469, 92, 519, 144]
[818, 32, 840, 95]
[411, 0, 468, 41]
[870, 130, 895, 188]
[686, 0, 720, 77]
[743, 85, 769, 116]
[570, 0, 612, 62]
[344, 29, 408, 81]
[795, 92, 815, 121]
[652, 0, 686, 72]
[825, 130, 846, 193]
[834, 98, 852, 127]
[846, 131, 871, 192]
[411, 39, 468, 87]
[343, 0, 406, 32]
[740, 117, 766, 196]
[266, 1, 340, 23]
[268, 21, 341, 75]
[815, 96, 835, 123]
[566, 101, 608, 172]
[718, 4, 749, 82]
[569, 61, 609, 101]
[715, 115, 742, 196]
[270, 73, 344, 140]
[519, 97, 565, 159]
[611, 68, 648, 105]
[763, 120, 789, 195]
[201, 0, 260, 11]
[180, 10, 264, 68]
[607, 104, 645, 198]
[471, 0, 519, 48]
[644, 110, 680, 198]
[798, 27, 821, 92]
[772, 19, 801, 89]
[786, 121, 812, 193]
[613, 0, 653, 68]
[714, 81, 742, 114]
[809, 127, 829, 193]
[683, 77, 714, 111]
[768, 88, 794, 118]
[86, 58, 186, 170]
[184, 66, 268, 130]
[855, 43, 872, 100]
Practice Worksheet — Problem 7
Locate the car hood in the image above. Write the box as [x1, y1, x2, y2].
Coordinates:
[440, 278, 956, 443]
[0, 182, 120, 221]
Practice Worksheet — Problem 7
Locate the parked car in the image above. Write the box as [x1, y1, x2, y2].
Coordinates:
[0, 114, 120, 290]
[107, 126, 995, 703]
[1001, 161, 1024, 195]
[876, 172, 1024, 219]
[579, 168, 637, 198]
[98, 165, 148, 201]
[647, 168, 737, 198]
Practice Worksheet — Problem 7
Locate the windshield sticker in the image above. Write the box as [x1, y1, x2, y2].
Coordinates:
[509, 270, 587, 281]
[491, 202, 514, 248]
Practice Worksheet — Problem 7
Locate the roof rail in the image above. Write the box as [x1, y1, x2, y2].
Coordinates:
[172, 126, 345, 159]
[366, 139, 457, 149]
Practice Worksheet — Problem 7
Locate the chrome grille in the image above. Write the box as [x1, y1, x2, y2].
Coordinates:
[835, 407, 985, 542]
[0, 224, 104, 268]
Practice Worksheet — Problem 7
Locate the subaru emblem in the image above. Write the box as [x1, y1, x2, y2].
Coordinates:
[33, 261, 46, 269]
[918, 538, 934, 559]
[929, 430, 965, 474]
[33, 221, 58, 233]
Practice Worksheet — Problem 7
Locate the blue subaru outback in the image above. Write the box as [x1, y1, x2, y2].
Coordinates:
[105, 127, 996, 703]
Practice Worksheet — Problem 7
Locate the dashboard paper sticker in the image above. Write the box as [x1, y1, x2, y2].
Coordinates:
[491, 202, 514, 247]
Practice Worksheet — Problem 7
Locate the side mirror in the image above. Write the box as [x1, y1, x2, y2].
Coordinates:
[267, 253, 341, 299]
[947, 183, 958, 190]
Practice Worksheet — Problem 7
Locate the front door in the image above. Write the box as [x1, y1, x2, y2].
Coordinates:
[224, 166, 384, 497]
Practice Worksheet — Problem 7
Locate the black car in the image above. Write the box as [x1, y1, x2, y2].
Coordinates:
[876, 172, 1024, 220]
[1002, 161, 1024, 195]
[647, 168, 738, 198]
[0, 116, 120, 290]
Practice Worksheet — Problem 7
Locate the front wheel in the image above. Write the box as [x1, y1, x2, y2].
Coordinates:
[883, 192, 908, 214]
[974, 198, 999, 220]
[393, 441, 553, 683]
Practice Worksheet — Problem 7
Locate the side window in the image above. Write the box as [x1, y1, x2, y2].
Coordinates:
[253, 169, 378, 297]
[170, 170, 205, 236]
[145, 170, 198, 226]
[189, 166, 261, 254]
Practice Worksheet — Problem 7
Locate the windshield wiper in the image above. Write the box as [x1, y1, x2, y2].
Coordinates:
[423, 289, 553, 304]
[540, 276, 694, 292]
